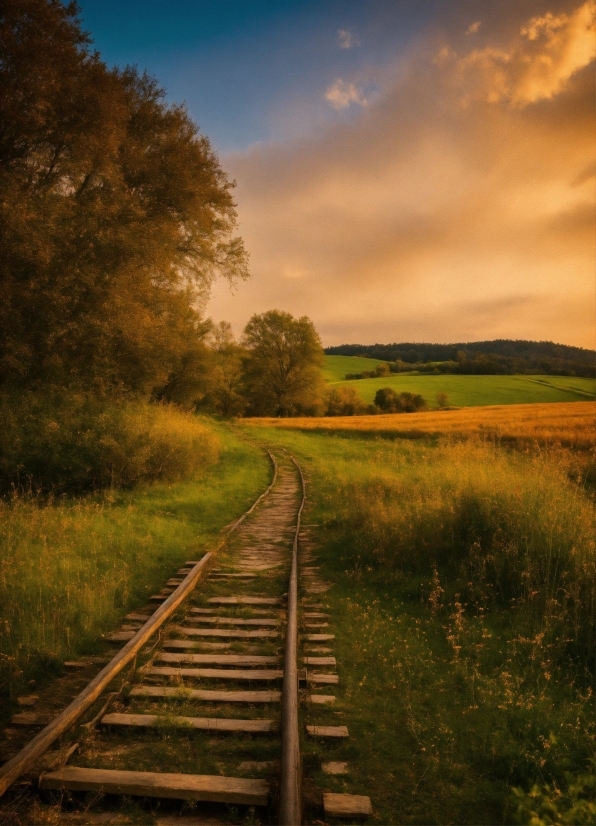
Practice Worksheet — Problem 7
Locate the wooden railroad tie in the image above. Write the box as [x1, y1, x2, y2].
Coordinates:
[155, 652, 279, 666]
[129, 686, 281, 703]
[183, 616, 280, 626]
[306, 725, 349, 738]
[101, 713, 275, 734]
[171, 626, 279, 639]
[141, 666, 284, 681]
[324, 792, 372, 818]
[39, 767, 269, 806]
[207, 596, 283, 605]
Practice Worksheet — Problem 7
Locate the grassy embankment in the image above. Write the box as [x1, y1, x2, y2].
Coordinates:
[324, 355, 596, 407]
[0, 417, 269, 716]
[245, 403, 595, 825]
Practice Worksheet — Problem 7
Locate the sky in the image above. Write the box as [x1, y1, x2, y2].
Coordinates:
[77, 0, 595, 348]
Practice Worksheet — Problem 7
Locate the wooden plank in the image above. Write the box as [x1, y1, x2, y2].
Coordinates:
[208, 597, 281, 605]
[309, 673, 339, 684]
[184, 617, 280, 626]
[130, 687, 281, 703]
[107, 631, 136, 643]
[323, 793, 372, 818]
[156, 653, 279, 666]
[163, 640, 234, 651]
[322, 762, 348, 775]
[306, 725, 349, 738]
[40, 767, 269, 805]
[304, 634, 334, 641]
[173, 627, 279, 639]
[303, 612, 329, 618]
[308, 695, 336, 704]
[210, 573, 255, 579]
[303, 657, 336, 666]
[188, 607, 216, 614]
[141, 666, 283, 681]
[304, 623, 329, 628]
[101, 713, 274, 734]
[11, 712, 53, 727]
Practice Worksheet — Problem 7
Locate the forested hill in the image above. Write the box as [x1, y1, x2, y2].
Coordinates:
[325, 340, 595, 377]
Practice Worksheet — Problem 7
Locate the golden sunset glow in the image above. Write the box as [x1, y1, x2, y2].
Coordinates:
[208, 0, 595, 347]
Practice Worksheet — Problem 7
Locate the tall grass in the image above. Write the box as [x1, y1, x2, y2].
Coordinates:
[248, 425, 595, 822]
[323, 441, 595, 669]
[247, 400, 596, 449]
[0, 391, 220, 493]
[0, 423, 269, 709]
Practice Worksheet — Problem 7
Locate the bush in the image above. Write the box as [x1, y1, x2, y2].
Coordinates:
[0, 391, 220, 494]
[374, 388, 427, 412]
[436, 391, 449, 409]
[325, 386, 368, 416]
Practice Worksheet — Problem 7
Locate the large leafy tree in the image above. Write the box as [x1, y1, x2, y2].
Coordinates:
[0, 0, 248, 394]
[241, 310, 324, 416]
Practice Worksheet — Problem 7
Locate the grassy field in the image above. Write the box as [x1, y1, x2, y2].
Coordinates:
[248, 401, 595, 450]
[323, 354, 386, 382]
[0, 420, 269, 714]
[325, 366, 596, 407]
[245, 407, 595, 824]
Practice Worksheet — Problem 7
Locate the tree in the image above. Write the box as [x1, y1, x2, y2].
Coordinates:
[203, 321, 245, 416]
[0, 0, 249, 394]
[241, 310, 324, 416]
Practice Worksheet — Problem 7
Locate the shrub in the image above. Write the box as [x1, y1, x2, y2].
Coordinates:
[437, 391, 449, 409]
[374, 388, 427, 412]
[325, 386, 368, 416]
[0, 391, 220, 494]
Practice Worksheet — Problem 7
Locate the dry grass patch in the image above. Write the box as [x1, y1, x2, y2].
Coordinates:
[246, 401, 595, 449]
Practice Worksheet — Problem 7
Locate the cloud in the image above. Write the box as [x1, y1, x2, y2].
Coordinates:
[443, 1, 596, 106]
[324, 78, 368, 109]
[338, 29, 360, 49]
[210, 2, 595, 348]
[465, 21, 481, 35]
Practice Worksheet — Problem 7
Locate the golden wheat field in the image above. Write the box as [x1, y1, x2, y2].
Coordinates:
[247, 401, 595, 448]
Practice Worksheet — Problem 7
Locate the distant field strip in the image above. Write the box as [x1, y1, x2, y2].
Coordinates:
[322, 355, 386, 382]
[325, 370, 596, 407]
[246, 401, 595, 449]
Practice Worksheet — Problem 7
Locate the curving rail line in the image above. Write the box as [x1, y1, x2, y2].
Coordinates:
[0, 449, 307, 824]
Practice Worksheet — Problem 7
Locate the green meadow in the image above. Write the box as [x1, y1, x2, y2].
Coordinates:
[322, 354, 387, 382]
[324, 356, 596, 407]
[246, 419, 595, 825]
[0, 421, 269, 716]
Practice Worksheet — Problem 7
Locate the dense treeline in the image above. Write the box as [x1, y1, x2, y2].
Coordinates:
[327, 340, 595, 377]
[0, 0, 248, 399]
[0, 2, 329, 494]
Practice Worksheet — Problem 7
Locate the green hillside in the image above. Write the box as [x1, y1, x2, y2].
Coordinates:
[323, 354, 387, 382]
[323, 358, 596, 407]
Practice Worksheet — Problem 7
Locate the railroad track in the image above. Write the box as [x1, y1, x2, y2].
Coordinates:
[0, 451, 371, 825]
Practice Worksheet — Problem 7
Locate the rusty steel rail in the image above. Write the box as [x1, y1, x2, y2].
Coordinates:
[0, 448, 279, 799]
[279, 456, 306, 825]
[0, 554, 212, 797]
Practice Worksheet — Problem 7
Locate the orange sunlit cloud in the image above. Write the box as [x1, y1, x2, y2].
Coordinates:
[209, 1, 595, 347]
